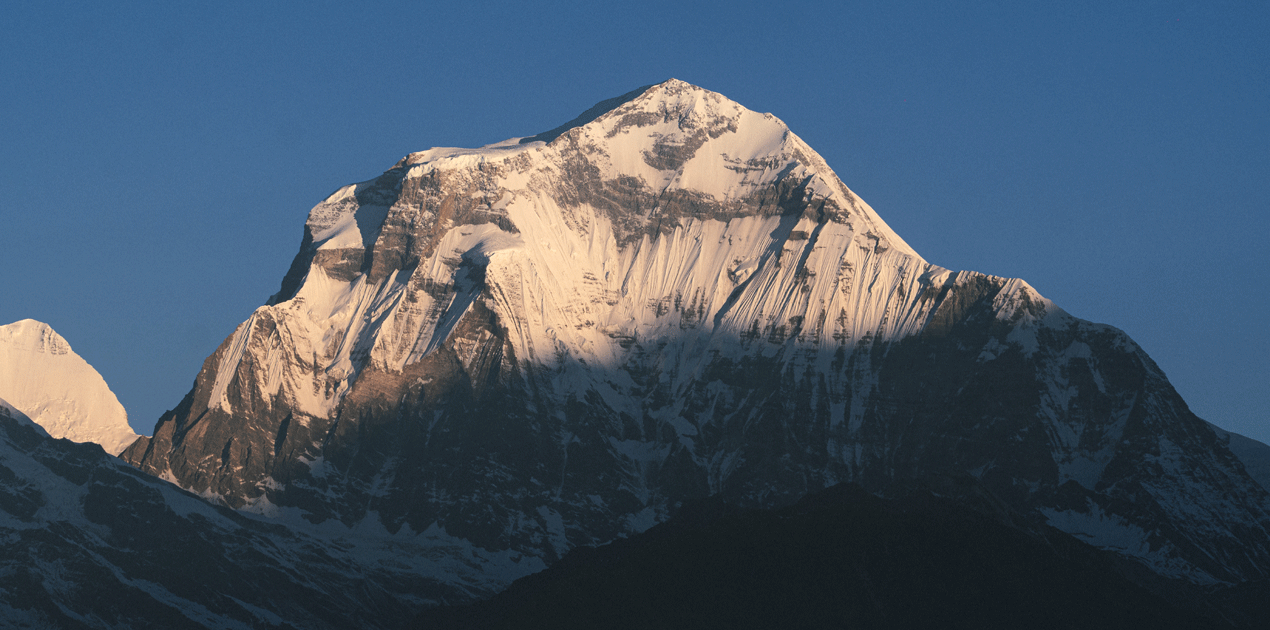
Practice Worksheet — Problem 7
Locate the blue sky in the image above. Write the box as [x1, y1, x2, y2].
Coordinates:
[3, 1, 1267, 444]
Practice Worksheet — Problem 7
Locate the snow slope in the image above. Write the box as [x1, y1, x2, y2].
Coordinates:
[0, 319, 138, 455]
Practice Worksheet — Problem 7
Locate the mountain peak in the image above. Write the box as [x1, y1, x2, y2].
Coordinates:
[0, 319, 138, 455]
[618, 77, 748, 119]
[387, 81, 915, 257]
[516, 78, 732, 146]
[0, 318, 71, 356]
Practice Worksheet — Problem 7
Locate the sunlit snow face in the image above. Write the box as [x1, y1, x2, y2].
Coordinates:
[255, 80, 936, 399]
[0, 319, 137, 455]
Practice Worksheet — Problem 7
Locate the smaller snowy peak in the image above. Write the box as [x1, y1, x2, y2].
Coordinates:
[0, 320, 138, 455]
[0, 319, 72, 355]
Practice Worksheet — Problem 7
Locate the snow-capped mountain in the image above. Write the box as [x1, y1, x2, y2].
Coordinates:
[0, 319, 138, 455]
[123, 79, 1270, 595]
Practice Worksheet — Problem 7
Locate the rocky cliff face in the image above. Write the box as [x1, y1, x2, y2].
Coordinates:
[123, 79, 1270, 594]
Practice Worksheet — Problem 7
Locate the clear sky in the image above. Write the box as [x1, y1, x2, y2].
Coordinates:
[3, 1, 1267, 444]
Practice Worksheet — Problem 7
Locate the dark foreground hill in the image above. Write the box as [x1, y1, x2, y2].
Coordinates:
[419, 480, 1249, 630]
